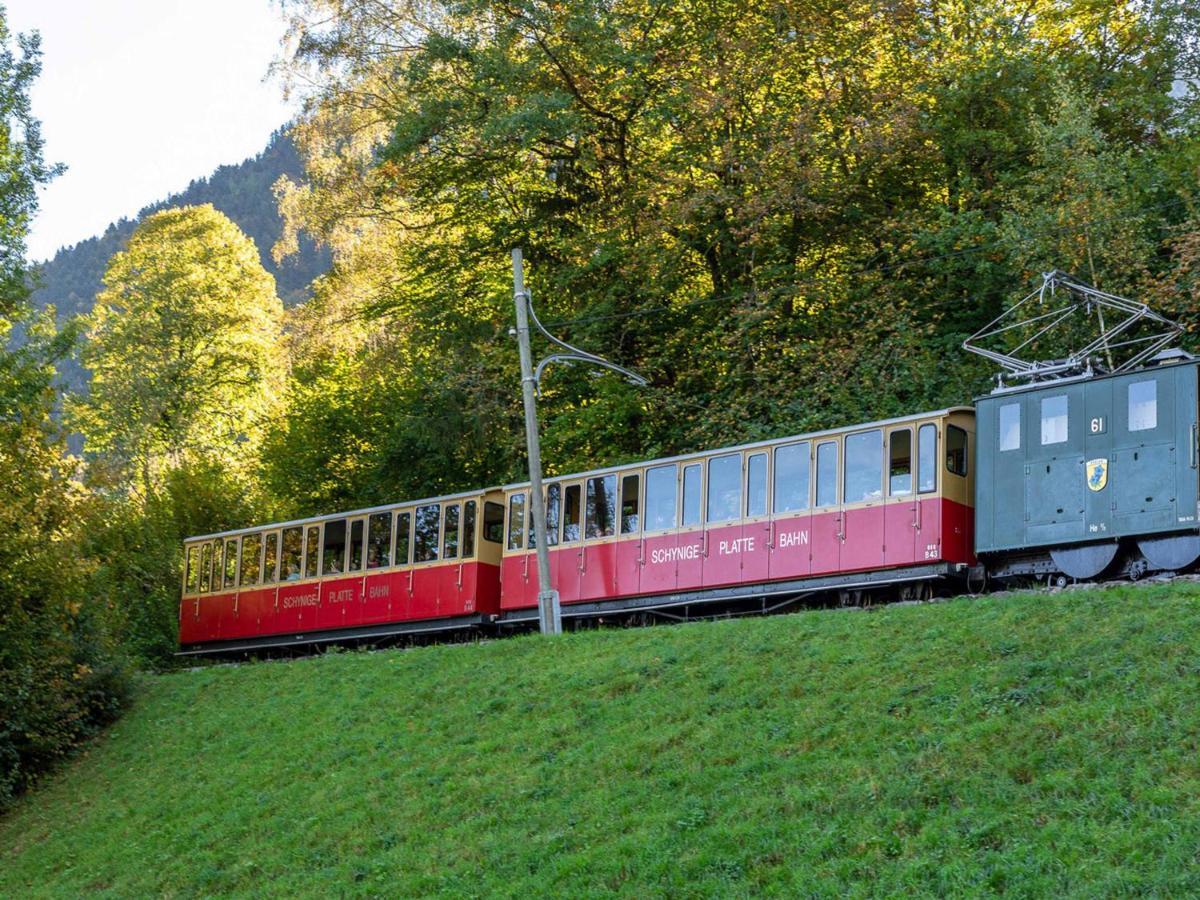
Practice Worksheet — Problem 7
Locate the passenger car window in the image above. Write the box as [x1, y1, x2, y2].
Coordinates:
[1040, 395, 1068, 445]
[682, 464, 702, 526]
[707, 454, 741, 524]
[621, 474, 640, 534]
[563, 485, 581, 542]
[544, 485, 560, 546]
[1128, 380, 1157, 431]
[349, 519, 364, 571]
[507, 493, 525, 550]
[281, 527, 303, 581]
[323, 519, 347, 575]
[999, 403, 1020, 451]
[918, 424, 936, 493]
[367, 513, 392, 568]
[263, 531, 279, 583]
[224, 539, 239, 589]
[946, 426, 968, 476]
[210, 539, 223, 590]
[483, 502, 505, 543]
[773, 442, 810, 513]
[185, 545, 201, 594]
[645, 464, 677, 531]
[304, 527, 320, 578]
[816, 440, 838, 507]
[240, 533, 262, 586]
[199, 543, 212, 593]
[395, 512, 411, 565]
[585, 475, 617, 539]
[746, 453, 767, 517]
[845, 430, 883, 503]
[462, 501, 477, 559]
[414, 504, 441, 562]
[443, 504, 460, 560]
[889, 430, 912, 496]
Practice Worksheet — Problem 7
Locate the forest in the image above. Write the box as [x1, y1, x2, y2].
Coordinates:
[4, 0, 1200, 807]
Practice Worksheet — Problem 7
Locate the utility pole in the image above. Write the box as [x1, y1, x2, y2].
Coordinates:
[512, 249, 560, 635]
[511, 248, 647, 635]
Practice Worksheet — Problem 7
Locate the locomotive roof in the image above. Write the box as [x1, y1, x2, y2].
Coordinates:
[974, 352, 1200, 401]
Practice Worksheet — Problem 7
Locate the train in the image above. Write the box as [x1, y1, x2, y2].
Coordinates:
[178, 344, 1200, 655]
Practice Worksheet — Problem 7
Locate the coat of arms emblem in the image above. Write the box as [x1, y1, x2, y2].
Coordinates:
[1086, 458, 1108, 492]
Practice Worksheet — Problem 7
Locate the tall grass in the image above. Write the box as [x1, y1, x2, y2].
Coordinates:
[3, 584, 1199, 896]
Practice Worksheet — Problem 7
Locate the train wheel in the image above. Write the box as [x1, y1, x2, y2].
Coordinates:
[1049, 542, 1119, 581]
[1137, 534, 1200, 573]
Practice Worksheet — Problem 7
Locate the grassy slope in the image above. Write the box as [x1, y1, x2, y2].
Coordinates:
[3, 584, 1200, 897]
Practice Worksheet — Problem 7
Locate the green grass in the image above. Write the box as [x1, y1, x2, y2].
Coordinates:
[4, 584, 1200, 897]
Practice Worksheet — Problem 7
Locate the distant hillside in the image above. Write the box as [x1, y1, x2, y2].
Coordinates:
[3, 584, 1200, 895]
[29, 129, 329, 379]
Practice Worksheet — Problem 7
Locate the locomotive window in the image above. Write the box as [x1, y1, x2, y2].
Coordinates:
[645, 464, 677, 531]
[263, 531, 279, 583]
[1040, 395, 1068, 445]
[462, 501, 477, 559]
[349, 519, 365, 572]
[746, 453, 767, 517]
[773, 442, 810, 513]
[304, 527, 320, 578]
[507, 493, 526, 550]
[999, 403, 1020, 451]
[707, 454, 741, 524]
[563, 485, 582, 542]
[483, 502, 505, 544]
[816, 441, 838, 507]
[1128, 380, 1157, 431]
[396, 512, 411, 565]
[322, 519, 347, 576]
[946, 426, 968, 476]
[845, 430, 883, 503]
[281, 527, 303, 581]
[682, 464, 702, 526]
[544, 484, 561, 546]
[443, 504, 460, 560]
[223, 539, 239, 589]
[240, 533, 262, 587]
[889, 430, 912, 496]
[414, 504, 441, 562]
[918, 424, 936, 493]
[621, 474, 640, 533]
[366, 513, 392, 568]
[199, 543, 212, 593]
[585, 475, 617, 539]
[185, 546, 201, 594]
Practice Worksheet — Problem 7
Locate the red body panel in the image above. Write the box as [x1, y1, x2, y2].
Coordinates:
[675, 534, 704, 591]
[702, 522, 742, 589]
[842, 506, 886, 571]
[497, 498, 977, 611]
[885, 499, 919, 567]
[178, 599, 201, 644]
[809, 510, 842, 575]
[232, 588, 276, 639]
[319, 576, 363, 631]
[769, 513, 812, 580]
[579, 543, 616, 602]
[640, 533, 680, 594]
[361, 570, 396, 624]
[183, 561, 502, 646]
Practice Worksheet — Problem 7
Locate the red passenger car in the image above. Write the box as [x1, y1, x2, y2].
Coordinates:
[178, 489, 507, 653]
[498, 408, 976, 623]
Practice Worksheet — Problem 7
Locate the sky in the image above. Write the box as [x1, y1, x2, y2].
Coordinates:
[8, 0, 298, 262]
